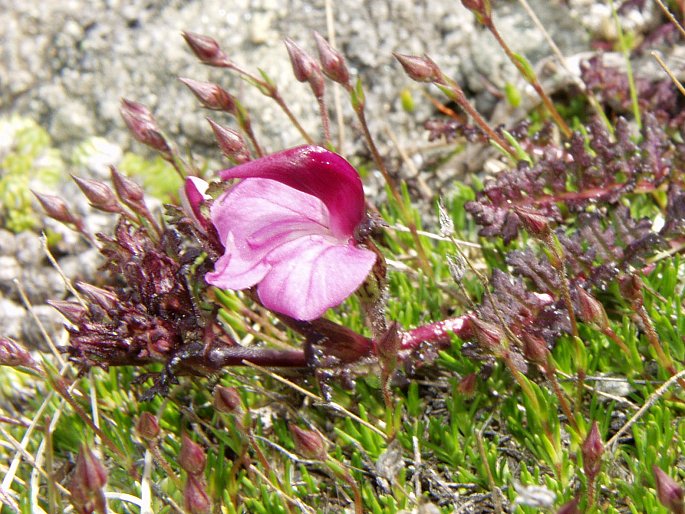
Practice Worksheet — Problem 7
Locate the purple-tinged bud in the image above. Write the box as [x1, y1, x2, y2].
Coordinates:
[206, 118, 251, 163]
[375, 322, 401, 368]
[284, 38, 325, 98]
[393, 53, 444, 84]
[214, 386, 242, 414]
[576, 288, 609, 331]
[461, 0, 492, 24]
[654, 466, 685, 514]
[284, 38, 316, 82]
[581, 421, 604, 482]
[32, 191, 79, 225]
[313, 32, 350, 86]
[76, 282, 119, 312]
[619, 274, 643, 302]
[179, 78, 237, 114]
[72, 176, 123, 214]
[182, 31, 232, 67]
[556, 497, 580, 514]
[522, 333, 549, 365]
[0, 337, 36, 368]
[110, 166, 145, 204]
[120, 99, 172, 155]
[471, 318, 505, 353]
[48, 300, 88, 325]
[184, 474, 211, 514]
[457, 372, 478, 397]
[514, 206, 551, 238]
[69, 445, 107, 514]
[289, 424, 328, 461]
[136, 412, 160, 441]
[179, 433, 206, 475]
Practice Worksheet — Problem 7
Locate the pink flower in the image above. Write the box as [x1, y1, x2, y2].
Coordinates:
[205, 145, 377, 321]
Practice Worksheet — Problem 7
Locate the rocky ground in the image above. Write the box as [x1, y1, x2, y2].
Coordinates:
[0, 0, 674, 349]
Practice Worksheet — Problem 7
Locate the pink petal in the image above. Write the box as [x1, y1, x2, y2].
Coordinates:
[205, 178, 331, 290]
[180, 176, 210, 230]
[257, 235, 377, 320]
[219, 146, 365, 238]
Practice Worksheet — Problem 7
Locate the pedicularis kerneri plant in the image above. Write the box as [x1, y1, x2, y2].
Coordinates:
[5, 2, 685, 512]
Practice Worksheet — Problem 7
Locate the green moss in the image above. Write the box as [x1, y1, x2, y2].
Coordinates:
[0, 116, 64, 232]
[119, 152, 182, 201]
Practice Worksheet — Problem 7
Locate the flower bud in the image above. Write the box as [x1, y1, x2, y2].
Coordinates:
[136, 412, 160, 441]
[184, 473, 211, 514]
[72, 176, 123, 213]
[284, 38, 325, 98]
[581, 421, 604, 482]
[0, 337, 36, 368]
[48, 300, 88, 325]
[522, 333, 549, 365]
[576, 287, 609, 331]
[619, 274, 643, 302]
[110, 166, 145, 205]
[179, 78, 237, 114]
[313, 32, 350, 86]
[471, 318, 505, 353]
[120, 99, 172, 155]
[393, 53, 444, 84]
[556, 497, 580, 514]
[457, 372, 478, 397]
[461, 0, 492, 25]
[513, 206, 551, 238]
[438, 200, 455, 237]
[32, 191, 79, 225]
[76, 282, 119, 312]
[182, 31, 232, 67]
[289, 424, 328, 460]
[446, 253, 467, 282]
[375, 322, 401, 368]
[206, 118, 251, 163]
[214, 386, 242, 414]
[653, 466, 685, 514]
[69, 445, 107, 514]
[179, 433, 206, 475]
[284, 38, 316, 82]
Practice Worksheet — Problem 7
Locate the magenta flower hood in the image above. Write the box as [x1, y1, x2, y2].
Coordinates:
[204, 145, 377, 321]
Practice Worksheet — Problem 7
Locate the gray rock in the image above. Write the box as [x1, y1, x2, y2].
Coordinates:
[0, 256, 21, 295]
[14, 231, 44, 266]
[1, 0, 593, 161]
[0, 296, 26, 340]
[21, 303, 67, 350]
[58, 247, 100, 285]
[0, 229, 17, 255]
[18, 266, 66, 305]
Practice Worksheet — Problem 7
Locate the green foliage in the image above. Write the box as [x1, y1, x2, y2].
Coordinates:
[4, 15, 685, 514]
[118, 152, 182, 201]
[0, 116, 63, 232]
